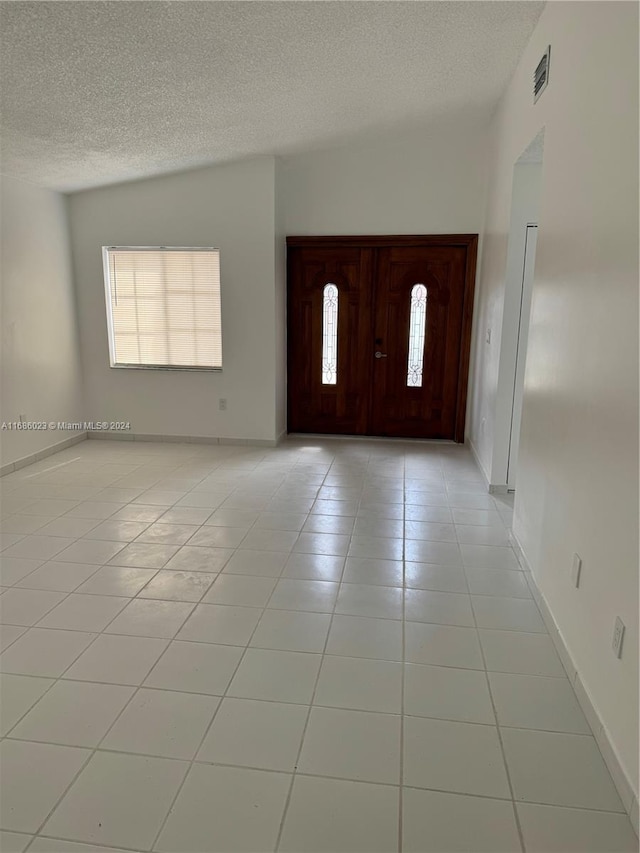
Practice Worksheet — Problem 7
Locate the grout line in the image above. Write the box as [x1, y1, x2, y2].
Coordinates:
[273, 461, 342, 852]
[398, 458, 407, 853]
[471, 591, 527, 853]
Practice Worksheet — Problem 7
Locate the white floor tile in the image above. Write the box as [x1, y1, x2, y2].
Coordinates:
[465, 568, 531, 598]
[268, 577, 339, 612]
[348, 535, 403, 561]
[228, 647, 321, 703]
[405, 589, 475, 626]
[177, 602, 261, 645]
[102, 688, 220, 759]
[405, 621, 484, 669]
[0, 627, 96, 677]
[155, 764, 290, 853]
[37, 593, 128, 632]
[342, 557, 403, 587]
[137, 569, 215, 602]
[144, 640, 242, 694]
[479, 629, 566, 676]
[197, 697, 307, 770]
[8, 679, 133, 746]
[223, 549, 288, 577]
[471, 595, 546, 632]
[403, 788, 521, 853]
[16, 561, 101, 593]
[64, 633, 169, 685]
[0, 831, 32, 853]
[185, 525, 247, 548]
[404, 521, 457, 542]
[74, 565, 157, 596]
[403, 715, 510, 798]
[455, 524, 512, 546]
[43, 751, 187, 850]
[314, 655, 403, 713]
[106, 542, 179, 569]
[404, 662, 494, 723]
[404, 562, 468, 593]
[1, 439, 630, 853]
[517, 802, 638, 852]
[250, 609, 331, 652]
[83, 519, 151, 541]
[326, 614, 403, 661]
[0, 739, 90, 833]
[489, 672, 591, 733]
[335, 583, 403, 620]
[294, 532, 352, 556]
[55, 539, 126, 565]
[0, 557, 45, 586]
[299, 706, 401, 784]
[2, 531, 74, 560]
[460, 544, 520, 570]
[0, 588, 67, 626]
[282, 554, 345, 581]
[163, 544, 233, 572]
[0, 673, 54, 736]
[405, 539, 462, 566]
[0, 624, 27, 652]
[254, 511, 308, 531]
[135, 522, 200, 545]
[105, 598, 194, 638]
[501, 728, 624, 811]
[279, 775, 399, 853]
[35, 517, 101, 538]
[303, 514, 355, 535]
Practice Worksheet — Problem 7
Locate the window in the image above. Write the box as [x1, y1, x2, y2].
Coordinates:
[407, 283, 427, 387]
[102, 247, 222, 370]
[322, 283, 339, 385]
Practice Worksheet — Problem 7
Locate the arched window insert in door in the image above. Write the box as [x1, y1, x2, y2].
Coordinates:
[407, 283, 428, 387]
[322, 283, 339, 385]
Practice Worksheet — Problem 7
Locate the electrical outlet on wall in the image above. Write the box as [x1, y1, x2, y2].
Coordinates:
[612, 617, 625, 659]
[571, 553, 582, 588]
[218, 398, 227, 411]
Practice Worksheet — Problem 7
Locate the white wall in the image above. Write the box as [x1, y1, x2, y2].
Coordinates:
[69, 157, 279, 443]
[0, 176, 84, 466]
[274, 158, 287, 439]
[278, 120, 490, 435]
[281, 120, 489, 236]
[471, 160, 543, 485]
[469, 1, 638, 795]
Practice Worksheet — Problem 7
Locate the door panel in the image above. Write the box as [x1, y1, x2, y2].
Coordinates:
[287, 236, 477, 441]
[287, 246, 373, 434]
[370, 246, 467, 438]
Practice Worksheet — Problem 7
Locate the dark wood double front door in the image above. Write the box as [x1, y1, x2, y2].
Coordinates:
[287, 235, 477, 441]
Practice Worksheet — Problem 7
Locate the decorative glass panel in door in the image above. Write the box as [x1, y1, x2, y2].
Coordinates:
[406, 284, 427, 387]
[322, 284, 338, 384]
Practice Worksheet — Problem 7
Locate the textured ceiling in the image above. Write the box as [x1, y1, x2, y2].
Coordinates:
[0, 1, 545, 192]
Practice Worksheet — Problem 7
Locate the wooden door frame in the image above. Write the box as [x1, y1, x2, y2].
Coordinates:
[286, 235, 478, 443]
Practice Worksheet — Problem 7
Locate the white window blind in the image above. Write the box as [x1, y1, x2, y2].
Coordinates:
[102, 247, 222, 370]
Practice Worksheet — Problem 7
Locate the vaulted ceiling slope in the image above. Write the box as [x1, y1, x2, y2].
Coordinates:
[0, 1, 544, 192]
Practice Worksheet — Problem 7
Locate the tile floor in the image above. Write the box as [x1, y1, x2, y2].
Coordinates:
[0, 437, 637, 853]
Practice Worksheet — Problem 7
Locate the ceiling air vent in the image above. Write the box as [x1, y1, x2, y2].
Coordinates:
[534, 46, 551, 103]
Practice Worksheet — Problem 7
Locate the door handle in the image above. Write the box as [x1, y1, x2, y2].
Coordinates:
[375, 351, 388, 359]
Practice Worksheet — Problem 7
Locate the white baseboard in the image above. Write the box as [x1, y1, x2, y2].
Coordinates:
[488, 483, 511, 495]
[466, 437, 490, 488]
[0, 432, 87, 477]
[466, 438, 513, 494]
[511, 531, 638, 834]
[86, 432, 279, 448]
